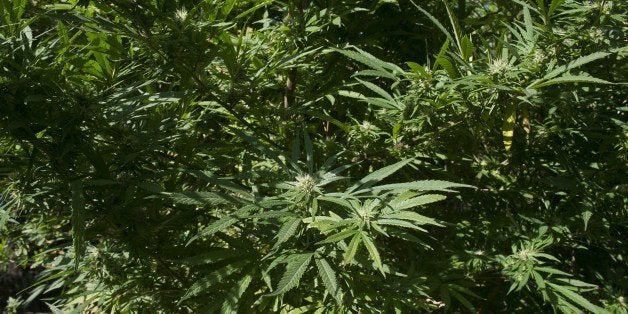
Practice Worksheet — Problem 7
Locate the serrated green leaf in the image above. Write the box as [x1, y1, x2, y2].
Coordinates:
[354, 69, 396, 80]
[317, 196, 353, 210]
[177, 249, 245, 266]
[356, 78, 395, 103]
[338, 89, 366, 100]
[582, 210, 593, 231]
[379, 211, 442, 226]
[274, 218, 301, 247]
[555, 278, 598, 289]
[531, 75, 611, 89]
[316, 228, 358, 245]
[376, 218, 427, 232]
[536, 267, 571, 276]
[361, 97, 401, 110]
[221, 0, 237, 16]
[531, 271, 548, 300]
[548, 0, 565, 16]
[315, 258, 341, 302]
[247, 210, 297, 219]
[540, 51, 612, 82]
[186, 170, 252, 197]
[355, 180, 473, 194]
[361, 234, 384, 275]
[268, 253, 313, 296]
[406, 62, 430, 78]
[187, 216, 239, 245]
[566, 51, 612, 72]
[523, 6, 534, 40]
[410, 0, 455, 46]
[164, 191, 237, 206]
[343, 233, 363, 265]
[448, 286, 476, 312]
[436, 56, 458, 77]
[334, 47, 402, 74]
[347, 159, 412, 193]
[547, 282, 607, 313]
[221, 272, 254, 313]
[393, 194, 447, 210]
[181, 260, 249, 301]
[535, 253, 560, 262]
[460, 35, 473, 61]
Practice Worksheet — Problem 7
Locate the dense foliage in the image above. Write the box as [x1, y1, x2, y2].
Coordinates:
[1, 0, 626, 312]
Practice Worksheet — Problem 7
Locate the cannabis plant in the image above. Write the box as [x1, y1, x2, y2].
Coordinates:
[0, 0, 625, 313]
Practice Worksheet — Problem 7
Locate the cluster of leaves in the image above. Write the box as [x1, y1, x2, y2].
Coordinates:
[0, 0, 625, 312]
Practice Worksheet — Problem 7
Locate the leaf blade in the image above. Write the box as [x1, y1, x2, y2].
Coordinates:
[268, 253, 314, 296]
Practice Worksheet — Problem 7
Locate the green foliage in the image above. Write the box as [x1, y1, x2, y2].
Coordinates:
[0, 0, 626, 313]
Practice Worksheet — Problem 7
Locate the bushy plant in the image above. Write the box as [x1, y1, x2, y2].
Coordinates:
[0, 0, 625, 312]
